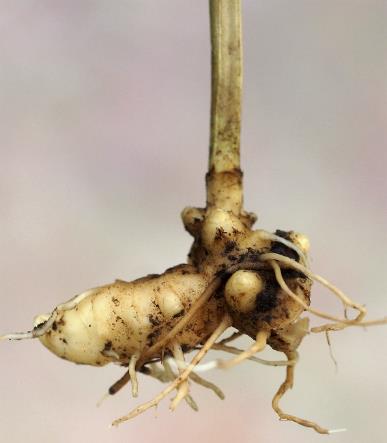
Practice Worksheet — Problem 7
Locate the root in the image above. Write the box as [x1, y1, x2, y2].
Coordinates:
[161, 360, 221, 410]
[270, 260, 351, 324]
[311, 316, 387, 333]
[97, 368, 138, 407]
[188, 372, 225, 400]
[147, 360, 199, 411]
[272, 351, 333, 434]
[0, 287, 103, 341]
[99, 348, 225, 410]
[256, 230, 308, 267]
[262, 253, 366, 321]
[210, 343, 298, 367]
[325, 331, 338, 372]
[217, 331, 242, 345]
[129, 352, 140, 397]
[0, 311, 59, 341]
[263, 254, 386, 331]
[108, 370, 130, 395]
[98, 360, 199, 412]
[111, 315, 231, 426]
[184, 393, 199, 412]
[170, 342, 191, 411]
[217, 329, 269, 369]
[170, 356, 225, 399]
[150, 361, 174, 383]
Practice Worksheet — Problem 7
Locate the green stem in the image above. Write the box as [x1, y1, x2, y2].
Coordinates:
[207, 0, 243, 214]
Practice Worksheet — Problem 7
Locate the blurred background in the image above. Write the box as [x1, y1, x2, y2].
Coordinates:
[0, 1, 386, 442]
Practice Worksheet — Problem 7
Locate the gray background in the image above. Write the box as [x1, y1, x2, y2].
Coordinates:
[0, 1, 386, 442]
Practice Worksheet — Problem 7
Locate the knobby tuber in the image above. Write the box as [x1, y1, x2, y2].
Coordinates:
[1, 0, 386, 435]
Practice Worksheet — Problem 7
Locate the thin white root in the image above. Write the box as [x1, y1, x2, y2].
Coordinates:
[129, 353, 140, 398]
[96, 392, 110, 408]
[160, 360, 198, 412]
[328, 428, 347, 434]
[97, 358, 220, 412]
[188, 372, 225, 400]
[111, 315, 231, 426]
[311, 316, 387, 333]
[261, 253, 366, 319]
[272, 351, 331, 434]
[184, 394, 199, 412]
[217, 329, 269, 369]
[169, 357, 225, 399]
[0, 288, 101, 341]
[170, 342, 190, 411]
[0, 310, 59, 341]
[211, 343, 298, 367]
[113, 360, 198, 412]
[264, 256, 387, 332]
[217, 331, 242, 345]
[0, 331, 38, 341]
[325, 331, 338, 372]
[166, 357, 218, 373]
[170, 378, 189, 412]
[161, 359, 175, 381]
[270, 260, 350, 324]
[256, 230, 308, 267]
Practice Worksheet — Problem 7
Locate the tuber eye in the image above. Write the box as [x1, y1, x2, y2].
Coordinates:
[225, 270, 264, 313]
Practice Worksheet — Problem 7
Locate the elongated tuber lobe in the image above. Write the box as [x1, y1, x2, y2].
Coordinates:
[34, 265, 224, 366]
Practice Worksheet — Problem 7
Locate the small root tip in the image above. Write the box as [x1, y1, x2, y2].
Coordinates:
[215, 359, 227, 370]
[167, 357, 218, 373]
[190, 403, 199, 412]
[193, 360, 218, 372]
[185, 394, 199, 411]
[216, 358, 239, 370]
[0, 332, 35, 341]
[216, 390, 225, 400]
[170, 393, 183, 412]
[328, 428, 347, 434]
[96, 393, 110, 408]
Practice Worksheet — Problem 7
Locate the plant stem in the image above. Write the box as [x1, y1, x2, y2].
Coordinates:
[207, 0, 243, 214]
[209, 0, 242, 172]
